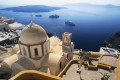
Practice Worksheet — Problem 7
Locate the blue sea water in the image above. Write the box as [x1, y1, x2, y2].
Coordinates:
[0, 5, 120, 51]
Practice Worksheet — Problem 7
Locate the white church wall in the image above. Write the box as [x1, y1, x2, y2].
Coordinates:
[11, 63, 24, 77]
[62, 45, 72, 52]
[2, 54, 23, 74]
[43, 40, 50, 55]
[26, 55, 46, 69]
[19, 44, 29, 57]
[49, 53, 65, 75]
[0, 22, 9, 31]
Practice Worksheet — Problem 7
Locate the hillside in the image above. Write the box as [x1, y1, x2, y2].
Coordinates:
[65, 3, 120, 8]
[103, 32, 120, 50]
[1, 5, 65, 13]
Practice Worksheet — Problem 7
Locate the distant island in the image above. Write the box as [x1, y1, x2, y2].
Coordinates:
[103, 32, 120, 50]
[1, 5, 65, 13]
[65, 3, 120, 8]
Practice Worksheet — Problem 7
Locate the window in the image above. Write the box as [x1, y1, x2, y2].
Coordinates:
[67, 54, 69, 58]
[34, 48, 38, 56]
[23, 47, 27, 56]
[59, 62, 62, 69]
[65, 37, 67, 42]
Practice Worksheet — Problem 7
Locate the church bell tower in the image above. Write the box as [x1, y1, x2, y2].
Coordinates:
[62, 32, 72, 46]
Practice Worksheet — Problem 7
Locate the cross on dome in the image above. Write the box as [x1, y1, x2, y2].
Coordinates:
[30, 14, 33, 27]
[30, 14, 33, 23]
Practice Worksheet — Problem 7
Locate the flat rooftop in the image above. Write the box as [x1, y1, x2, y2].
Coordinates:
[9, 22, 25, 29]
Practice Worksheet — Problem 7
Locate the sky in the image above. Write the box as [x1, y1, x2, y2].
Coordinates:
[0, 0, 120, 6]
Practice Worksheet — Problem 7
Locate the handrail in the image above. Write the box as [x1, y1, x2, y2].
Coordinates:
[10, 70, 66, 80]
[57, 59, 79, 77]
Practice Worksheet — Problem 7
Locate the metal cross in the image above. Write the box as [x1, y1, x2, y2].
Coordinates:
[30, 14, 33, 27]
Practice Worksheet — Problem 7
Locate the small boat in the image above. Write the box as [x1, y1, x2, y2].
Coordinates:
[65, 20, 75, 26]
[35, 15, 42, 17]
[49, 15, 59, 18]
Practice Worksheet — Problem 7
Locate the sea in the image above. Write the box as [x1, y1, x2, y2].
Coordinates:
[0, 5, 120, 51]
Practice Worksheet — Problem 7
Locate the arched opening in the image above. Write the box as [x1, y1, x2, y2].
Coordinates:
[34, 48, 38, 56]
[64, 37, 68, 45]
[65, 37, 68, 42]
[59, 62, 62, 69]
[67, 54, 69, 58]
[3, 28, 6, 31]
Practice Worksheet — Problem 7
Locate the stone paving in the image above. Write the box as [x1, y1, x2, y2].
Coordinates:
[62, 63, 115, 80]
[100, 56, 117, 66]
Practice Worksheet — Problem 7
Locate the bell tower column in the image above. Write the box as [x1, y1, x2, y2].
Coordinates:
[62, 32, 74, 60]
